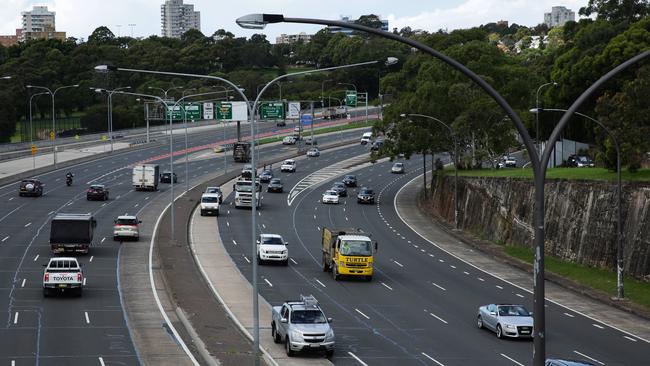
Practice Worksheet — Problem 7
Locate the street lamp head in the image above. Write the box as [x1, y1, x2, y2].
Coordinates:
[26, 85, 33, 88]
[94, 88, 104, 93]
[94, 65, 117, 72]
[1, 76, 11, 80]
[529, 108, 541, 113]
[399, 113, 407, 117]
[72, 84, 79, 88]
[235, 13, 284, 29]
[385, 57, 399, 66]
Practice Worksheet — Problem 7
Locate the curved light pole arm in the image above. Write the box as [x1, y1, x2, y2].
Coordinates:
[535, 82, 557, 155]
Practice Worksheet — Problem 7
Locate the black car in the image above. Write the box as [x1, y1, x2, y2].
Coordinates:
[259, 170, 274, 183]
[160, 171, 177, 183]
[357, 187, 375, 204]
[330, 182, 347, 197]
[19, 178, 44, 197]
[267, 178, 283, 193]
[86, 184, 109, 201]
[566, 154, 595, 168]
[342, 174, 357, 187]
[370, 139, 384, 151]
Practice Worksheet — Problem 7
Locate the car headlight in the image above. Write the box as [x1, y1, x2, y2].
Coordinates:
[291, 329, 303, 341]
[325, 328, 335, 341]
[505, 324, 516, 330]
[282, 250, 287, 254]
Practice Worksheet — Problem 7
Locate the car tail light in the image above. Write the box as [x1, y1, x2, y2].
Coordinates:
[44, 273, 49, 282]
[77, 273, 82, 282]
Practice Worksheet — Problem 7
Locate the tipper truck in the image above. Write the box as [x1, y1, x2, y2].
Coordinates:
[132, 164, 159, 191]
[233, 142, 251, 163]
[321, 227, 376, 281]
[49, 213, 97, 254]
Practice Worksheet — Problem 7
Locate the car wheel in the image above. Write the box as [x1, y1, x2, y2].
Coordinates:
[200, 210, 205, 216]
[257, 256, 263, 265]
[285, 337, 294, 357]
[325, 350, 334, 358]
[76, 287, 83, 297]
[365, 275, 372, 281]
[477, 315, 483, 329]
[216, 210, 219, 217]
[496, 324, 503, 339]
[283, 260, 289, 266]
[43, 288, 50, 297]
[272, 323, 281, 343]
[332, 265, 340, 281]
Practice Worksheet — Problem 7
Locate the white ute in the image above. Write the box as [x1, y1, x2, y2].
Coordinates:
[281, 159, 297, 173]
[200, 193, 220, 216]
[257, 234, 289, 265]
[43, 257, 84, 297]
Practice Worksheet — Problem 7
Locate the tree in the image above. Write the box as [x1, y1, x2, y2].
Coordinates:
[579, 0, 650, 23]
[88, 26, 117, 45]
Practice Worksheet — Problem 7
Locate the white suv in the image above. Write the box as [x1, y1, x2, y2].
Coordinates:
[360, 132, 372, 144]
[281, 159, 297, 172]
[113, 215, 141, 241]
[257, 234, 288, 265]
[200, 193, 220, 216]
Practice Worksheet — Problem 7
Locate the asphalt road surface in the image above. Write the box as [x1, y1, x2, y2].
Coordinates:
[217, 149, 650, 365]
[0, 111, 371, 366]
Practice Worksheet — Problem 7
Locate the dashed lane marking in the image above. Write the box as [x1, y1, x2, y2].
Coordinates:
[85, 311, 90, 324]
[381, 282, 393, 291]
[500, 353, 524, 366]
[24, 222, 31, 227]
[564, 312, 575, 318]
[21, 279, 26, 287]
[99, 357, 106, 366]
[348, 352, 368, 366]
[13, 312, 18, 324]
[592, 324, 604, 329]
[290, 258, 298, 265]
[243, 256, 250, 264]
[421, 352, 445, 365]
[33, 254, 39, 262]
[432, 282, 446, 291]
[427, 311, 448, 324]
[496, 285, 504, 290]
[232, 240, 237, 245]
[516, 293, 525, 298]
[355, 308, 370, 320]
[101, 237, 106, 243]
[573, 351, 604, 365]
[2, 236, 9, 242]
[89, 256, 94, 263]
[393, 260, 404, 267]
[264, 278, 273, 287]
[315, 279, 326, 288]
[624, 335, 638, 342]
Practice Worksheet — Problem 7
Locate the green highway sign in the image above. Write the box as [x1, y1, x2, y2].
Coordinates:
[167, 104, 202, 120]
[216, 102, 232, 120]
[184, 104, 201, 120]
[260, 102, 285, 120]
[345, 90, 357, 107]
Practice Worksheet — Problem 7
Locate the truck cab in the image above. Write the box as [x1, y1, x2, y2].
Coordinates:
[43, 257, 84, 297]
[271, 295, 335, 358]
[233, 178, 261, 208]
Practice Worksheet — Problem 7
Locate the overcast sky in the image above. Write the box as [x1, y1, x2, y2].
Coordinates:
[2, 0, 588, 42]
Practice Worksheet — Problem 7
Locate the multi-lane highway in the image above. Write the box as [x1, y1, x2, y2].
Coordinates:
[217, 147, 650, 365]
[0, 110, 371, 365]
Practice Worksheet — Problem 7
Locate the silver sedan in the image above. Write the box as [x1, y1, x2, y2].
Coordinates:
[477, 304, 533, 339]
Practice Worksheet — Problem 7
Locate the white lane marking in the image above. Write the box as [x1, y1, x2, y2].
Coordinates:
[348, 352, 368, 366]
[438, 259, 444, 263]
[101, 237, 106, 243]
[89, 256, 94, 263]
[8, 197, 13, 201]
[24, 222, 31, 227]
[33, 254, 39, 262]
[428, 253, 434, 257]
[313, 215, 316, 219]
[564, 312, 575, 318]
[428, 311, 448, 324]
[290, 258, 298, 265]
[393, 260, 404, 267]
[516, 293, 525, 298]
[116, 195, 121, 200]
[592, 324, 604, 329]
[21, 279, 26, 287]
[317, 226, 321, 231]
[573, 350, 605, 365]
[2, 236, 9, 242]
[421, 352, 445, 365]
[145, 196, 149, 200]
[496, 285, 504, 290]
[243, 256, 250, 263]
[355, 308, 370, 320]
[13, 312, 18, 324]
[500, 353, 524, 366]
[264, 278, 273, 287]
[477, 277, 485, 282]
[85, 311, 90, 324]
[624, 335, 638, 342]
[463, 271, 470, 275]
[226, 221, 230, 227]
[12, 360, 15, 366]
[258, 211, 261, 216]
[83, 278, 87, 286]
[315, 279, 326, 288]
[227, 210, 230, 214]
[99, 357, 106, 366]
[48, 211, 54, 215]
[432, 282, 446, 291]
[345, 217, 349, 221]
[232, 240, 237, 246]
[450, 265, 456, 269]
[101, 203, 107, 207]
[262, 224, 266, 229]
[134, 203, 139, 208]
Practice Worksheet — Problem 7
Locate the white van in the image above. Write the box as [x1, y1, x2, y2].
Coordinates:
[360, 132, 373, 145]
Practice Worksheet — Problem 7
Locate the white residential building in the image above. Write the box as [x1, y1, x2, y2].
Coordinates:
[161, 0, 201, 38]
[544, 6, 576, 27]
[21, 6, 56, 41]
[276, 32, 313, 44]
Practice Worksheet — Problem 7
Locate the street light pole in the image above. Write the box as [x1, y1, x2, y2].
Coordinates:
[535, 82, 558, 159]
[402, 113, 459, 229]
[531, 107, 624, 299]
[236, 14, 650, 365]
[29, 92, 48, 169]
[26, 84, 79, 168]
[91, 86, 131, 153]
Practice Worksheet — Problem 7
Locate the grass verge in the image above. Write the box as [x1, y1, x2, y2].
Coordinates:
[256, 120, 374, 145]
[504, 245, 650, 310]
[452, 167, 650, 182]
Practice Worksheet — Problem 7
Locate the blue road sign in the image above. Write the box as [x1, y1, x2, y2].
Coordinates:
[300, 114, 313, 125]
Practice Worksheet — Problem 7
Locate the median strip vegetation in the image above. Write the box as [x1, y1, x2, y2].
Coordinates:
[503, 245, 650, 311]
[449, 167, 650, 182]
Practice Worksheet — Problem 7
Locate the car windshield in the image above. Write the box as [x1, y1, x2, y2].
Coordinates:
[578, 156, 589, 162]
[325, 190, 337, 196]
[291, 310, 327, 324]
[202, 196, 219, 203]
[339, 240, 372, 256]
[90, 186, 103, 190]
[498, 305, 530, 316]
[360, 189, 373, 194]
[261, 236, 283, 245]
[270, 179, 281, 184]
[262, 171, 272, 175]
[116, 218, 137, 225]
[345, 175, 355, 180]
[394, 163, 403, 167]
[206, 188, 220, 193]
